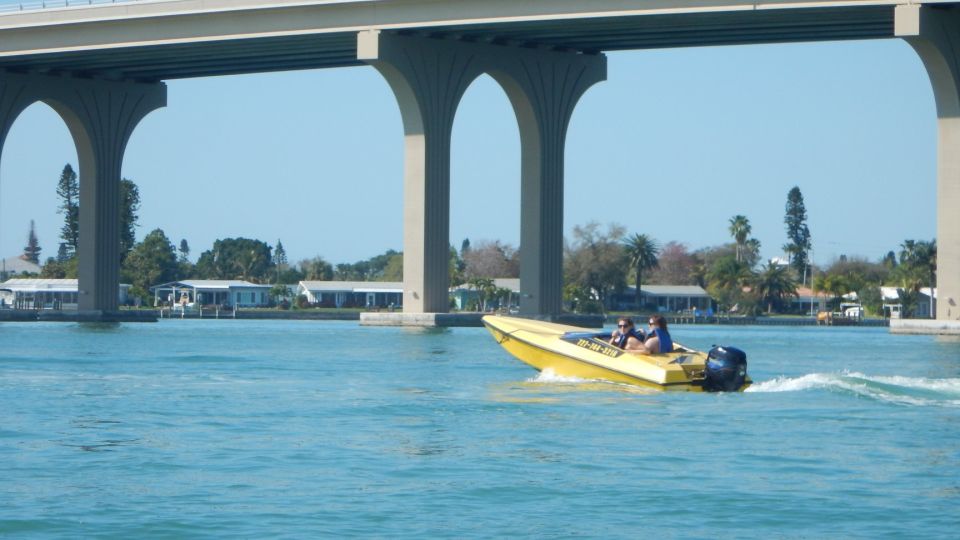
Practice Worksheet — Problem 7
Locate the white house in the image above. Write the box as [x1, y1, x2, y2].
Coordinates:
[150, 280, 272, 308]
[450, 278, 520, 311]
[880, 286, 936, 319]
[297, 281, 402, 308]
[0, 278, 130, 310]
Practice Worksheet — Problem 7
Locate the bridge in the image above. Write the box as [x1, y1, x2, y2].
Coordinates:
[0, 0, 956, 323]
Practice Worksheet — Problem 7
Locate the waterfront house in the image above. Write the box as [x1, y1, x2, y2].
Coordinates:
[0, 278, 129, 310]
[793, 286, 829, 315]
[297, 281, 402, 309]
[450, 278, 520, 311]
[150, 280, 272, 308]
[610, 285, 713, 312]
[880, 286, 936, 319]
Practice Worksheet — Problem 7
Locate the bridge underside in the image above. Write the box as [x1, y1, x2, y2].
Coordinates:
[0, 6, 895, 81]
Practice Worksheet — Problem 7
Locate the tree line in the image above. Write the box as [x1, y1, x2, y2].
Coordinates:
[13, 167, 937, 314]
[561, 186, 936, 318]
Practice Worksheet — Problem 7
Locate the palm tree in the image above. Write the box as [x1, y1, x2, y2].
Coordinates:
[728, 215, 751, 263]
[624, 233, 660, 311]
[753, 262, 798, 314]
[899, 239, 937, 317]
[707, 256, 753, 312]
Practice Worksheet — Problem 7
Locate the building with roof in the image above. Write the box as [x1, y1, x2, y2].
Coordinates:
[450, 278, 520, 311]
[880, 286, 936, 319]
[610, 285, 713, 312]
[297, 281, 403, 309]
[0, 278, 129, 310]
[149, 280, 272, 308]
[1, 256, 42, 280]
[792, 286, 829, 315]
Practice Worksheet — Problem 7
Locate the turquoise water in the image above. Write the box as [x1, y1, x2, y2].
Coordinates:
[2, 320, 959, 538]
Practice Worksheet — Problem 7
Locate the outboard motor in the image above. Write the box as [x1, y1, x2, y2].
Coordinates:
[704, 346, 748, 392]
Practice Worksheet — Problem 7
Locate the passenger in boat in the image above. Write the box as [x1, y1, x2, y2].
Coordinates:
[609, 317, 646, 351]
[642, 314, 674, 354]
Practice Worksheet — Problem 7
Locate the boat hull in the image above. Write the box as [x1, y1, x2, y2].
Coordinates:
[482, 315, 750, 392]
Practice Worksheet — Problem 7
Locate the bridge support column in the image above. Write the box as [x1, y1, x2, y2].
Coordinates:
[0, 72, 165, 319]
[358, 31, 481, 314]
[359, 31, 604, 320]
[491, 50, 606, 317]
[897, 5, 960, 321]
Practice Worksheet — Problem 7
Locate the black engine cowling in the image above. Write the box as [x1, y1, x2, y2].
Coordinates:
[703, 346, 748, 392]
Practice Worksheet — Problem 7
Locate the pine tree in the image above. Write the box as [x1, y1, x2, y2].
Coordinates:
[56, 164, 79, 257]
[274, 240, 288, 267]
[178, 239, 190, 263]
[784, 186, 812, 280]
[56, 243, 69, 263]
[23, 220, 41, 263]
[273, 240, 287, 283]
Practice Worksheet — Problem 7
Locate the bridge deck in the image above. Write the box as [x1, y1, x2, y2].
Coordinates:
[0, 1, 899, 81]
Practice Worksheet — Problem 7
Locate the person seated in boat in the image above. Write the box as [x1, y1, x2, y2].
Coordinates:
[609, 317, 646, 351]
[640, 314, 674, 354]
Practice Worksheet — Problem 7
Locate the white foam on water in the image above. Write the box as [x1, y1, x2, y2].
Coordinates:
[528, 368, 591, 384]
[747, 371, 960, 407]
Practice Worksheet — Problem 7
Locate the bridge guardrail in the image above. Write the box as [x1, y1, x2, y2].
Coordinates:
[0, 0, 147, 13]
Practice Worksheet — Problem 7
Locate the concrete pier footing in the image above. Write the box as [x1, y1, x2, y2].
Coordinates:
[360, 312, 604, 328]
[889, 319, 960, 335]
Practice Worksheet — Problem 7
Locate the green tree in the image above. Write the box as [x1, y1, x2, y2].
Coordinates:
[706, 255, 753, 312]
[896, 239, 937, 317]
[784, 186, 812, 281]
[384, 252, 404, 282]
[752, 262, 798, 314]
[624, 233, 659, 311]
[299, 256, 334, 281]
[273, 239, 288, 283]
[564, 222, 628, 311]
[728, 215, 751, 264]
[269, 283, 292, 308]
[56, 164, 79, 257]
[178, 239, 190, 263]
[195, 238, 273, 282]
[122, 228, 179, 304]
[41, 256, 78, 279]
[23, 220, 41, 264]
[119, 178, 140, 258]
[812, 273, 851, 311]
[468, 277, 496, 311]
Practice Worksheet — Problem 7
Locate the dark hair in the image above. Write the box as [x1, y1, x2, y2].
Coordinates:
[649, 314, 668, 332]
[617, 317, 634, 327]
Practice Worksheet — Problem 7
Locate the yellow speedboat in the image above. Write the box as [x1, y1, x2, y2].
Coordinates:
[482, 315, 750, 392]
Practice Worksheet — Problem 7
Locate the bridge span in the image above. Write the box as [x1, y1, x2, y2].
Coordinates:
[0, 0, 957, 322]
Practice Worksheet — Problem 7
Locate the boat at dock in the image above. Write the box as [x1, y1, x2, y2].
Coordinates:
[482, 315, 750, 392]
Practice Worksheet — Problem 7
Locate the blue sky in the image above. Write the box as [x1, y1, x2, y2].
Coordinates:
[0, 37, 937, 269]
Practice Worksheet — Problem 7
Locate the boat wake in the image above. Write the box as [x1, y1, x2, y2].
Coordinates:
[528, 368, 592, 384]
[747, 372, 960, 407]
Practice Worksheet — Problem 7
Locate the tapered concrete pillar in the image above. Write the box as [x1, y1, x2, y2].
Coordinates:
[489, 52, 606, 317]
[0, 72, 165, 317]
[359, 30, 605, 319]
[358, 30, 483, 313]
[897, 5, 960, 320]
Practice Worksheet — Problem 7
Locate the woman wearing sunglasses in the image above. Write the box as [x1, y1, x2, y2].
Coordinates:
[609, 317, 646, 351]
[641, 314, 674, 354]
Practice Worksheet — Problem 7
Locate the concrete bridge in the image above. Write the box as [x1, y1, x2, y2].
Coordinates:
[0, 0, 957, 322]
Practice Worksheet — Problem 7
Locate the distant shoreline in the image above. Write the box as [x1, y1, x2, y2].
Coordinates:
[0, 308, 890, 327]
